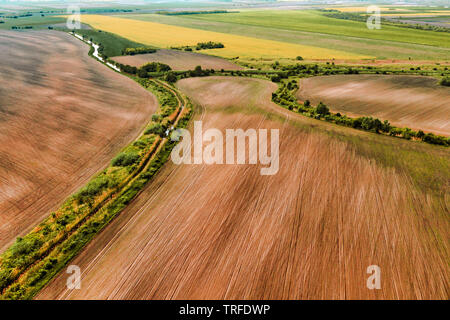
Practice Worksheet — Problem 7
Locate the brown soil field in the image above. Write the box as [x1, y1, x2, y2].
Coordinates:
[0, 30, 157, 251]
[296, 74, 450, 136]
[112, 49, 242, 71]
[38, 76, 449, 300]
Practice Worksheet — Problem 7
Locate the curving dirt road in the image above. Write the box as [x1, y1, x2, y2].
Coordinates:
[37, 77, 448, 300]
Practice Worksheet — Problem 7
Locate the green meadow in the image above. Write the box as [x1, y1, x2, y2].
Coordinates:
[182, 10, 449, 48]
[0, 15, 65, 30]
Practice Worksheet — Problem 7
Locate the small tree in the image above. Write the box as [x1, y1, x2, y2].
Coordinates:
[316, 102, 329, 116]
[439, 76, 450, 87]
[165, 72, 177, 83]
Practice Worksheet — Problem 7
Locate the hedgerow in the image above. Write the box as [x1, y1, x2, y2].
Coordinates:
[272, 80, 449, 147]
[0, 79, 192, 300]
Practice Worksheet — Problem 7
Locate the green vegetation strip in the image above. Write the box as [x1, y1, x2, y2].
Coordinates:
[71, 29, 153, 58]
[0, 78, 192, 300]
[271, 78, 449, 147]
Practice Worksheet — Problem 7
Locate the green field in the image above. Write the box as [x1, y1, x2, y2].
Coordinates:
[181, 10, 449, 47]
[73, 29, 150, 58]
[0, 14, 65, 30]
[118, 11, 450, 60]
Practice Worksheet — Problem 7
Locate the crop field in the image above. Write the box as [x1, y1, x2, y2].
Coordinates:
[78, 15, 372, 60]
[118, 12, 450, 61]
[38, 76, 449, 300]
[112, 49, 242, 71]
[0, 30, 156, 251]
[1, 0, 449, 305]
[296, 75, 450, 136]
[172, 10, 449, 48]
[0, 15, 66, 30]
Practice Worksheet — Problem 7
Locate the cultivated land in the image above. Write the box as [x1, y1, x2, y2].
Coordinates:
[119, 13, 450, 61]
[176, 10, 450, 48]
[296, 75, 450, 136]
[79, 15, 371, 60]
[38, 77, 449, 300]
[112, 49, 242, 71]
[0, 30, 157, 251]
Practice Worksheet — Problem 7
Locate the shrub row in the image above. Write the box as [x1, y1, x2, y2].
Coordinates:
[0, 80, 192, 299]
[272, 80, 449, 147]
[122, 47, 157, 55]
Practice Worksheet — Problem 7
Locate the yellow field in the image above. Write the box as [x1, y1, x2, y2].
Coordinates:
[79, 15, 372, 60]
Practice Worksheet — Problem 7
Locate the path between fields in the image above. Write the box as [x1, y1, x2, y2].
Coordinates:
[37, 76, 449, 300]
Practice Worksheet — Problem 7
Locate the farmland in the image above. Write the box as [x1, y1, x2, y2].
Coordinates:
[172, 10, 449, 48]
[0, 30, 156, 251]
[296, 75, 450, 136]
[78, 15, 372, 60]
[38, 76, 449, 300]
[112, 49, 242, 71]
[118, 12, 450, 61]
[0, 0, 449, 304]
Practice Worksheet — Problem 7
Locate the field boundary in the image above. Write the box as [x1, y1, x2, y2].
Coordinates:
[0, 58, 193, 299]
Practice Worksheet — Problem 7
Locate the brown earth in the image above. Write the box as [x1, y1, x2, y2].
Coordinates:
[112, 49, 242, 71]
[37, 76, 449, 300]
[296, 74, 450, 136]
[0, 30, 157, 251]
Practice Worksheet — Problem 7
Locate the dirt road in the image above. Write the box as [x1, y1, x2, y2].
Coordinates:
[0, 30, 157, 251]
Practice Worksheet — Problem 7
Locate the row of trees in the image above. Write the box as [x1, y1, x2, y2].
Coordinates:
[272, 81, 449, 146]
[196, 41, 224, 50]
[110, 61, 172, 78]
[122, 47, 157, 56]
[171, 41, 225, 52]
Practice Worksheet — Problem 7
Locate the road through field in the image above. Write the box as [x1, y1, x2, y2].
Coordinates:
[38, 77, 449, 300]
[0, 31, 157, 251]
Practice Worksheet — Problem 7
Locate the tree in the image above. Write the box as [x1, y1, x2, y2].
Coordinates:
[316, 102, 329, 116]
[165, 72, 177, 83]
[137, 68, 148, 78]
[440, 76, 450, 87]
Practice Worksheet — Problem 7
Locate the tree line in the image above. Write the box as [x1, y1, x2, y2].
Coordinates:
[272, 80, 449, 147]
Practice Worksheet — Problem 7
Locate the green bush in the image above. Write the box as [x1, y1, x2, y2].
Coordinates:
[439, 77, 450, 86]
[112, 152, 140, 167]
[75, 175, 117, 203]
[316, 102, 330, 116]
[145, 123, 164, 136]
